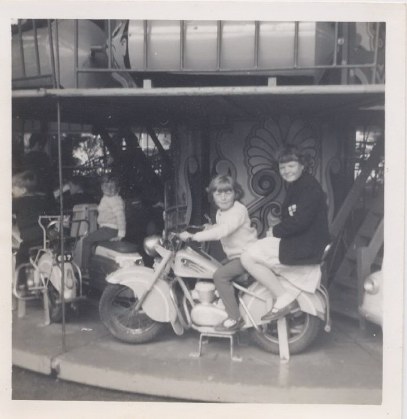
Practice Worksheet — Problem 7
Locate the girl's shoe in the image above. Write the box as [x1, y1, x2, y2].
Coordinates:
[261, 301, 298, 322]
[214, 317, 244, 332]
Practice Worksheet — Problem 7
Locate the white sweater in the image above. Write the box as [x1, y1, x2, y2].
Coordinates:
[97, 195, 126, 238]
[193, 201, 257, 259]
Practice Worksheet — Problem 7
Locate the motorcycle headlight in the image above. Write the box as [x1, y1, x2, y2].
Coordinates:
[143, 235, 161, 257]
[363, 275, 380, 295]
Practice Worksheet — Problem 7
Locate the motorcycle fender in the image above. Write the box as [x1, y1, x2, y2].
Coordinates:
[38, 253, 77, 301]
[297, 291, 326, 320]
[106, 266, 177, 323]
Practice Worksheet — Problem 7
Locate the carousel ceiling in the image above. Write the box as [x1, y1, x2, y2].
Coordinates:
[12, 86, 384, 128]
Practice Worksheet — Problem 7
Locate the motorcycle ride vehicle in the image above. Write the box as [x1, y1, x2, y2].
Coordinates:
[99, 226, 331, 355]
[13, 203, 144, 323]
[67, 203, 144, 292]
[13, 215, 84, 323]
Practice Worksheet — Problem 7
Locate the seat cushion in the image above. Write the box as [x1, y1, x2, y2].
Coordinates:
[97, 240, 138, 253]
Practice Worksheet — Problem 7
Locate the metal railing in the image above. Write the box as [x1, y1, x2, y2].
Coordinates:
[13, 19, 384, 90]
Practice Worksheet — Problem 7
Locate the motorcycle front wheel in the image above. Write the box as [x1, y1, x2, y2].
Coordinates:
[99, 284, 165, 344]
[250, 311, 322, 355]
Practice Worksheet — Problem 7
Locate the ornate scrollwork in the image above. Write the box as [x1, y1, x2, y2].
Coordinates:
[210, 129, 238, 179]
[212, 158, 237, 179]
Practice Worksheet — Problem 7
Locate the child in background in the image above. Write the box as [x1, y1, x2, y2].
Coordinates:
[81, 175, 126, 276]
[179, 175, 257, 332]
[12, 170, 56, 270]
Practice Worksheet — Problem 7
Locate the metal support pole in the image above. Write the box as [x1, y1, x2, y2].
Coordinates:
[371, 22, 380, 84]
[57, 100, 66, 352]
[107, 20, 112, 69]
[254, 21, 260, 69]
[143, 20, 148, 70]
[33, 20, 41, 75]
[277, 317, 290, 362]
[180, 20, 185, 70]
[216, 21, 222, 71]
[47, 20, 57, 88]
[55, 20, 61, 88]
[74, 20, 79, 88]
[333, 22, 338, 66]
[18, 20, 26, 78]
[340, 22, 349, 85]
[293, 22, 299, 68]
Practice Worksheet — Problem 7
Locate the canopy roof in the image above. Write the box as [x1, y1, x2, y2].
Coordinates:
[13, 85, 384, 127]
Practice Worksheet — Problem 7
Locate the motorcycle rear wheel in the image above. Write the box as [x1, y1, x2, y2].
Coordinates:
[250, 311, 322, 355]
[99, 284, 165, 344]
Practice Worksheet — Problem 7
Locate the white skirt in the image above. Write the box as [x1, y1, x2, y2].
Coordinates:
[244, 237, 321, 294]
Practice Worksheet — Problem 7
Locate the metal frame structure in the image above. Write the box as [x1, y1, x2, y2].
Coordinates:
[14, 19, 384, 90]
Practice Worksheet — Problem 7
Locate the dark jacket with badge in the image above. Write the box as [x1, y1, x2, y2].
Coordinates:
[272, 172, 330, 265]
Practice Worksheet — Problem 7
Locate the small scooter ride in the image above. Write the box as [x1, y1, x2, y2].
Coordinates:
[13, 215, 84, 323]
[13, 203, 144, 323]
[99, 225, 331, 356]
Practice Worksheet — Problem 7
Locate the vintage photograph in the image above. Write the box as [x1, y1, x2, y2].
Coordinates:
[2, 1, 405, 418]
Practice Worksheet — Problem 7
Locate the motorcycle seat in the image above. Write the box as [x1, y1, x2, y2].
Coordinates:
[272, 263, 322, 294]
[96, 240, 139, 253]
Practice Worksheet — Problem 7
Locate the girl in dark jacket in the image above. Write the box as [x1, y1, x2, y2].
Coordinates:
[241, 146, 330, 321]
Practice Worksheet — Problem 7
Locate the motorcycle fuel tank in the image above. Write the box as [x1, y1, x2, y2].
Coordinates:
[173, 247, 221, 279]
[38, 252, 77, 300]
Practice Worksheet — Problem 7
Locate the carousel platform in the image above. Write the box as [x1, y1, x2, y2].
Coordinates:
[11, 297, 382, 404]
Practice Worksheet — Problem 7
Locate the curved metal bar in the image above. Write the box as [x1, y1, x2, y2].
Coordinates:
[71, 261, 83, 297]
[232, 281, 267, 302]
[181, 294, 193, 327]
[317, 284, 331, 330]
[168, 277, 193, 329]
[238, 295, 260, 331]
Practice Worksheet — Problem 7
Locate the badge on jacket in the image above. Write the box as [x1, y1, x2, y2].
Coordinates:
[288, 204, 297, 216]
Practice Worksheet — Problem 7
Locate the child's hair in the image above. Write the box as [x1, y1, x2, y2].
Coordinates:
[12, 170, 38, 193]
[101, 174, 120, 193]
[101, 174, 119, 186]
[277, 146, 310, 168]
[207, 174, 243, 202]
